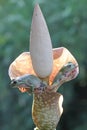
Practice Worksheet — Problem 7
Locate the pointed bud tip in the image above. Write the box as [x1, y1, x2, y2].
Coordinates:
[34, 3, 40, 10]
[33, 3, 43, 19]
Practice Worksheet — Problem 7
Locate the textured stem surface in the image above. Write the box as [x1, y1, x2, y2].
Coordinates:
[32, 90, 63, 130]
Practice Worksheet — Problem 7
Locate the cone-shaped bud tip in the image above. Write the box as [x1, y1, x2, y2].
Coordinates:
[30, 4, 53, 78]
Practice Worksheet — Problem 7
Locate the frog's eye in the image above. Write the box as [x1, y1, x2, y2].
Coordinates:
[68, 64, 72, 68]
[10, 79, 18, 87]
[13, 80, 17, 84]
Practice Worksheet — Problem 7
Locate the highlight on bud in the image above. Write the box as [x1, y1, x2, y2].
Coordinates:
[30, 4, 53, 78]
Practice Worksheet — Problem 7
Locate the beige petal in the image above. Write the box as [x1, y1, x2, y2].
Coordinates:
[8, 52, 36, 80]
[49, 47, 79, 84]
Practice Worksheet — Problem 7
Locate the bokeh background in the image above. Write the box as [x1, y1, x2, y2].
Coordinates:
[0, 0, 87, 130]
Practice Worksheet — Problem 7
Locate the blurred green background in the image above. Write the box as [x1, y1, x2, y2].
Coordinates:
[0, 0, 87, 130]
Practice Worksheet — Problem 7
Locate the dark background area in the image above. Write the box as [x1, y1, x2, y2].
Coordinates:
[0, 0, 87, 130]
